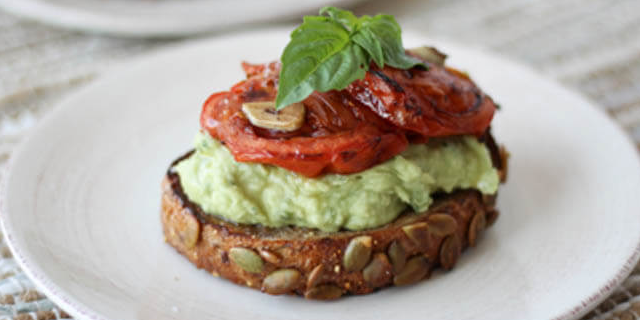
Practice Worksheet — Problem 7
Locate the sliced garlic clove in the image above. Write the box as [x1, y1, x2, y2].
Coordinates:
[407, 46, 447, 66]
[241, 101, 305, 132]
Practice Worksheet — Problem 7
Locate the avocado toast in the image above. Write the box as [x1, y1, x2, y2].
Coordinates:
[161, 7, 508, 299]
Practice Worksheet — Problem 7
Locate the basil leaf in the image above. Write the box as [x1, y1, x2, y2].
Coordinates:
[359, 14, 424, 69]
[352, 29, 385, 68]
[275, 7, 425, 110]
[275, 16, 368, 110]
[319, 6, 358, 31]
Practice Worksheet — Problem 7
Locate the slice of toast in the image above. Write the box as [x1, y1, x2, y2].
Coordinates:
[161, 135, 507, 299]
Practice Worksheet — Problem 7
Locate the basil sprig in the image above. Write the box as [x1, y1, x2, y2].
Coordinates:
[275, 7, 424, 110]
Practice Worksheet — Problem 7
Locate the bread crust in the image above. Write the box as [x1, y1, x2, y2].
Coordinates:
[161, 143, 507, 298]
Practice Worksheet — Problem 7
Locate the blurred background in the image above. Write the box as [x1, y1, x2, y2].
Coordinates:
[0, 0, 639, 319]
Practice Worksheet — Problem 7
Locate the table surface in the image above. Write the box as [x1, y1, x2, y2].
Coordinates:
[0, 0, 639, 319]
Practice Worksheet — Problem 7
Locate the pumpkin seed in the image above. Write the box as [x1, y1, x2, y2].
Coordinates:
[172, 212, 200, 249]
[229, 247, 264, 274]
[306, 265, 324, 288]
[304, 285, 343, 300]
[343, 236, 373, 272]
[388, 241, 407, 273]
[363, 253, 393, 287]
[262, 269, 301, 295]
[276, 247, 294, 260]
[393, 256, 430, 286]
[468, 211, 487, 247]
[258, 249, 281, 264]
[402, 222, 430, 250]
[427, 214, 458, 237]
[439, 235, 461, 270]
[407, 46, 447, 66]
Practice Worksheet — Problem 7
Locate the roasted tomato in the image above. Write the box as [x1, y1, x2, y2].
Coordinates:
[346, 64, 496, 139]
[200, 61, 496, 177]
[201, 63, 408, 177]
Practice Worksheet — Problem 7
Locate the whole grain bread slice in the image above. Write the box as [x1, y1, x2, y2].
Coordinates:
[161, 134, 508, 299]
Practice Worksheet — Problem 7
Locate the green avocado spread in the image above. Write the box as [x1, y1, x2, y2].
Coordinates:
[174, 132, 499, 232]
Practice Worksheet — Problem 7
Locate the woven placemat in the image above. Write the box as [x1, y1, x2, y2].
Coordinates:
[1, 0, 640, 319]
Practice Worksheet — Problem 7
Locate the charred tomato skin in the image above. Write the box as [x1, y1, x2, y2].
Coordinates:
[346, 65, 496, 139]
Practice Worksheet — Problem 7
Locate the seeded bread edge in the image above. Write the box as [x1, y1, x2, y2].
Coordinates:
[160, 140, 507, 299]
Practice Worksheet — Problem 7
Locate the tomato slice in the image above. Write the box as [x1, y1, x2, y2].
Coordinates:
[346, 65, 496, 138]
[200, 67, 408, 177]
[200, 61, 495, 177]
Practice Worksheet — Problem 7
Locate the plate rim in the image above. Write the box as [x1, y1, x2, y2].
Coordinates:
[0, 0, 367, 38]
[1, 27, 640, 320]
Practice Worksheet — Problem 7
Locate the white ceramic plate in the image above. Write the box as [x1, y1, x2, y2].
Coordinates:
[0, 0, 366, 37]
[2, 28, 640, 320]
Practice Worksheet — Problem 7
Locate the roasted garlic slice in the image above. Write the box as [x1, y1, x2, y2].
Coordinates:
[241, 101, 305, 132]
[407, 46, 447, 66]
